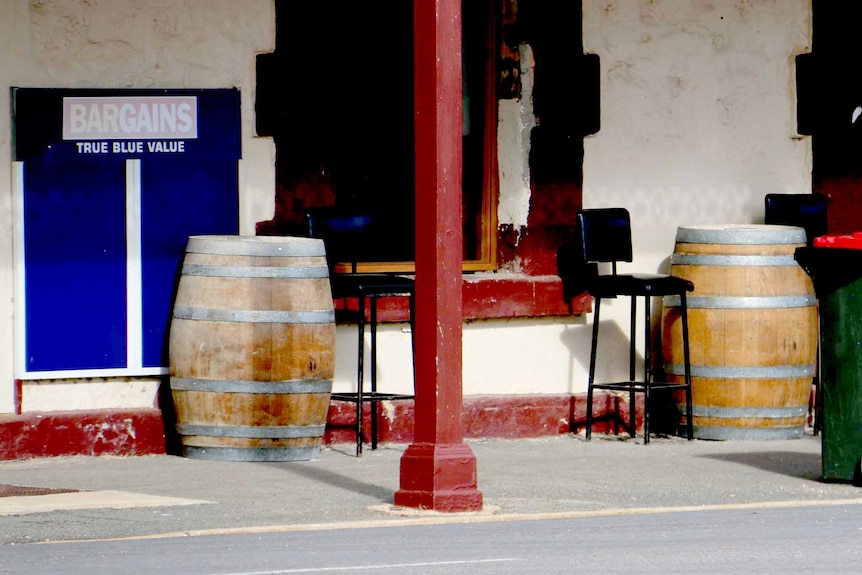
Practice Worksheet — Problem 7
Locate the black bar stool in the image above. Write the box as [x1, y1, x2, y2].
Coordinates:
[764, 193, 828, 435]
[306, 207, 415, 456]
[578, 208, 694, 443]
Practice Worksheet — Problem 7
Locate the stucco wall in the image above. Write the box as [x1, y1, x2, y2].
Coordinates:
[331, 317, 587, 399]
[583, 0, 811, 260]
[581, 0, 812, 376]
[0, 0, 275, 412]
[0, 0, 815, 413]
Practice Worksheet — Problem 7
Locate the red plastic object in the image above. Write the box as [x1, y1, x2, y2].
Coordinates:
[813, 232, 862, 249]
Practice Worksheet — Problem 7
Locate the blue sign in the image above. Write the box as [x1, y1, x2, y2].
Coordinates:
[13, 88, 241, 375]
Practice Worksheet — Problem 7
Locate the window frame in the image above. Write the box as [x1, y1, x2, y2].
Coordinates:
[339, 0, 499, 274]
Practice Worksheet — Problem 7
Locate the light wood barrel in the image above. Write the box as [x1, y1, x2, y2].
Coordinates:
[169, 236, 335, 461]
[661, 225, 817, 440]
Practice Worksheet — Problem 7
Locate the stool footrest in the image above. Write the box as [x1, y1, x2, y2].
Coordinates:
[591, 381, 690, 392]
[331, 392, 415, 402]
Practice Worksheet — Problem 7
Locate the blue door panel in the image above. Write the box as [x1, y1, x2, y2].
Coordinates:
[14, 87, 240, 375]
[23, 155, 127, 371]
[140, 157, 239, 368]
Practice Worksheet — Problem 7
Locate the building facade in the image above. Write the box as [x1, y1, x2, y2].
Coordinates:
[2, 0, 840, 457]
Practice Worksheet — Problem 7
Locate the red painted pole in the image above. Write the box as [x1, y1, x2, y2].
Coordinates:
[394, 0, 483, 512]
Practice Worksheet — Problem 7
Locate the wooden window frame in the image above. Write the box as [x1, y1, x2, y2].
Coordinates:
[340, 0, 498, 274]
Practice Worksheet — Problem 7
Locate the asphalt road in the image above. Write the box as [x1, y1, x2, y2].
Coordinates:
[3, 503, 861, 575]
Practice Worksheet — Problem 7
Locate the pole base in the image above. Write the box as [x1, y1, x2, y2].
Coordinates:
[394, 442, 483, 512]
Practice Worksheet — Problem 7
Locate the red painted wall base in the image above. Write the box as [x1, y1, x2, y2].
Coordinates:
[0, 394, 642, 461]
[0, 409, 166, 461]
[324, 392, 643, 445]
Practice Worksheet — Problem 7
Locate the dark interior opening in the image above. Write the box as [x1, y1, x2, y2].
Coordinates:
[799, 1, 862, 234]
[255, 0, 494, 264]
[255, 1, 598, 271]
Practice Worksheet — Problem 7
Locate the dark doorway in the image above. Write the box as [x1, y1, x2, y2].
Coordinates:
[803, 2, 862, 234]
[256, 1, 497, 267]
[255, 1, 598, 274]
[255, 1, 414, 262]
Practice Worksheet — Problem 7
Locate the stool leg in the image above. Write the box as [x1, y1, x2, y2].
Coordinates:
[586, 297, 601, 440]
[814, 301, 822, 436]
[356, 294, 366, 457]
[681, 292, 694, 440]
[813, 334, 822, 436]
[370, 296, 379, 451]
[643, 295, 651, 444]
[630, 296, 637, 441]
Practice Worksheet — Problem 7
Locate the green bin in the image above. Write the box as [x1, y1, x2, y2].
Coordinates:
[796, 243, 862, 484]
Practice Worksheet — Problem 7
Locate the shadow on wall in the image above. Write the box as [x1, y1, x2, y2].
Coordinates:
[557, 240, 679, 395]
[159, 376, 182, 457]
[657, 255, 672, 275]
[559, 318, 640, 395]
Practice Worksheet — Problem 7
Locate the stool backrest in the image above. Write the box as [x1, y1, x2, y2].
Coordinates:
[305, 206, 374, 274]
[577, 208, 634, 274]
[764, 193, 827, 247]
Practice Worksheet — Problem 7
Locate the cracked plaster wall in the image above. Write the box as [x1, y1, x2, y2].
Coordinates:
[497, 43, 536, 241]
[583, 0, 811, 268]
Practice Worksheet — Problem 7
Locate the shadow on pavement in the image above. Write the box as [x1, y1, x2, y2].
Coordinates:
[696, 451, 821, 481]
[259, 459, 397, 502]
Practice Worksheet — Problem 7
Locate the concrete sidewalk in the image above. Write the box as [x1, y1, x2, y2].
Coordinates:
[1, 432, 861, 545]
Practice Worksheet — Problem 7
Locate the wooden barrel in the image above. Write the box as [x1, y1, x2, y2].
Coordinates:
[661, 224, 817, 440]
[169, 235, 335, 461]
